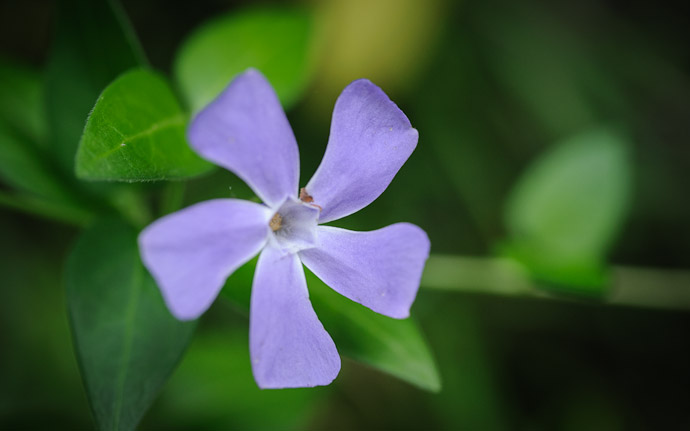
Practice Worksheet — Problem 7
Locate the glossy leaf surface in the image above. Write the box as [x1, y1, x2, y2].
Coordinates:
[66, 219, 195, 430]
[76, 68, 212, 181]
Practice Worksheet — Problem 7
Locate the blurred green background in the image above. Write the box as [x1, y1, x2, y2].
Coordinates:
[1, 0, 689, 429]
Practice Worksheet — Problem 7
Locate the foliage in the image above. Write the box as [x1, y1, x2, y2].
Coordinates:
[66, 219, 195, 430]
[502, 127, 633, 290]
[1, 0, 689, 429]
[76, 68, 211, 181]
[1, 1, 440, 429]
[174, 7, 314, 113]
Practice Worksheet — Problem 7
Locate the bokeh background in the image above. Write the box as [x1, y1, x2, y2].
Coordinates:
[1, 0, 689, 429]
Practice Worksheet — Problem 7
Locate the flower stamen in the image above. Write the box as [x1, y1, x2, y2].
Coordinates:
[300, 187, 323, 211]
[269, 213, 283, 232]
[299, 187, 314, 203]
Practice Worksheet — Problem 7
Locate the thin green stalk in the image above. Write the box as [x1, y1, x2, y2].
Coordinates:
[0, 190, 93, 227]
[108, 187, 152, 229]
[159, 181, 186, 216]
[422, 255, 690, 311]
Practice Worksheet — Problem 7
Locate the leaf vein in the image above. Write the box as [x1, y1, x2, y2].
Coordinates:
[112, 264, 143, 430]
[91, 114, 186, 163]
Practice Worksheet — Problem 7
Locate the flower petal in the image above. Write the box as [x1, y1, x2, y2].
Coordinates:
[299, 224, 430, 319]
[139, 199, 271, 320]
[250, 245, 340, 389]
[304, 80, 418, 223]
[188, 69, 299, 208]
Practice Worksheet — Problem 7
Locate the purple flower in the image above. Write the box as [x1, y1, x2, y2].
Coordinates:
[138, 69, 430, 389]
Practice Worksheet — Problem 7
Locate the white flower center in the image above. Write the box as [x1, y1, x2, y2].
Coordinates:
[268, 197, 319, 254]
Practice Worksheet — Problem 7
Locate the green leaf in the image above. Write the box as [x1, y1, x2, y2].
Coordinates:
[0, 58, 47, 145]
[307, 269, 441, 392]
[0, 121, 71, 200]
[222, 258, 441, 392]
[76, 68, 212, 182]
[0, 190, 93, 227]
[66, 218, 195, 431]
[45, 0, 146, 174]
[0, 120, 94, 224]
[502, 127, 633, 289]
[0, 58, 82, 210]
[174, 7, 314, 113]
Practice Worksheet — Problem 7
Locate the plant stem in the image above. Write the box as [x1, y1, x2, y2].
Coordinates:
[159, 181, 186, 216]
[108, 187, 152, 229]
[0, 190, 93, 227]
[421, 255, 690, 311]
